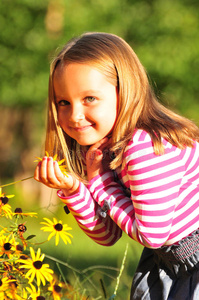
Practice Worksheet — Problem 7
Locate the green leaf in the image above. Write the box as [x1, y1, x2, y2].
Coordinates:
[26, 235, 36, 240]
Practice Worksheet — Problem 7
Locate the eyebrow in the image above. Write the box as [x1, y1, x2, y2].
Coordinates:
[55, 89, 104, 100]
[79, 89, 104, 97]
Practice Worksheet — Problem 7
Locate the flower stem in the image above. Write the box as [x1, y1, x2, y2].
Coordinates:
[0, 176, 34, 188]
[113, 243, 129, 296]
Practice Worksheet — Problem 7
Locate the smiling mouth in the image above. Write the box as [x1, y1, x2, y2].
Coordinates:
[72, 124, 94, 132]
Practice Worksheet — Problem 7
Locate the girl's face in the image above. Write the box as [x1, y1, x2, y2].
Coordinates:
[53, 63, 118, 146]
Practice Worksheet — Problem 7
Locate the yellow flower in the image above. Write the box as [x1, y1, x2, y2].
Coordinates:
[0, 233, 18, 258]
[0, 277, 16, 299]
[13, 207, 38, 218]
[48, 280, 63, 300]
[40, 217, 73, 246]
[0, 201, 12, 219]
[19, 247, 53, 286]
[6, 279, 27, 300]
[35, 151, 68, 176]
[26, 283, 42, 299]
[0, 187, 15, 199]
[0, 188, 14, 219]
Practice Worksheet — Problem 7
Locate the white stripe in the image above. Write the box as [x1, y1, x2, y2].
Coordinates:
[133, 199, 175, 211]
[135, 211, 174, 222]
[136, 222, 171, 234]
[131, 185, 179, 200]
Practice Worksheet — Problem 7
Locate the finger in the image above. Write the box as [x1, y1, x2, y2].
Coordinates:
[46, 157, 59, 184]
[86, 138, 109, 161]
[53, 161, 66, 182]
[39, 156, 48, 182]
[34, 162, 41, 181]
[86, 149, 103, 167]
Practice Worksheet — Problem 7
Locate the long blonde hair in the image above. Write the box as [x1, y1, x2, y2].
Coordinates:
[45, 32, 199, 180]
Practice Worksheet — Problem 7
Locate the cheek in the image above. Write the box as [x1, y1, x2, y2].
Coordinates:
[57, 111, 67, 128]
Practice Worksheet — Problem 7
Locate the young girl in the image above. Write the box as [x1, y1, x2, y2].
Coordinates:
[34, 32, 199, 299]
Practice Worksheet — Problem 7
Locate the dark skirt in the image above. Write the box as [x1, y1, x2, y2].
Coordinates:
[130, 230, 199, 300]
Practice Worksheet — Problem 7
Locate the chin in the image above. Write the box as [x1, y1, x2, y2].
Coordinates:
[77, 139, 99, 146]
[77, 140, 92, 146]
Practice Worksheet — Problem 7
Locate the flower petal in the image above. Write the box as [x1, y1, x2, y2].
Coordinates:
[55, 232, 60, 246]
[30, 247, 36, 261]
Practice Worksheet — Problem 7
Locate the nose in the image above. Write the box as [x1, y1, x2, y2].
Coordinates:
[69, 104, 85, 123]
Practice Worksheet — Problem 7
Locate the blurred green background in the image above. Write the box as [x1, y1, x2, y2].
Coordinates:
[0, 0, 199, 298]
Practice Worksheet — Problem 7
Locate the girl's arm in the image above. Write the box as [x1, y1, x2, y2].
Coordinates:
[57, 181, 122, 246]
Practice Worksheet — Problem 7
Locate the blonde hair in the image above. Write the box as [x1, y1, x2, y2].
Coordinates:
[46, 32, 199, 180]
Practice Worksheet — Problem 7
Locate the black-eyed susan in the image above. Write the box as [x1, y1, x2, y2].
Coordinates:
[0, 233, 18, 258]
[6, 278, 27, 300]
[48, 280, 63, 300]
[0, 188, 15, 200]
[26, 283, 43, 300]
[40, 217, 73, 246]
[18, 247, 53, 286]
[13, 207, 38, 218]
[0, 188, 14, 219]
[35, 151, 68, 177]
[0, 276, 16, 299]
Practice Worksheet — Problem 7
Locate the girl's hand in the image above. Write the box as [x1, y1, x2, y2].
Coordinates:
[86, 137, 111, 181]
[34, 156, 79, 196]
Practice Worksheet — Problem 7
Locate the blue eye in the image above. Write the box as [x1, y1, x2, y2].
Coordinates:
[57, 100, 69, 106]
[85, 97, 96, 103]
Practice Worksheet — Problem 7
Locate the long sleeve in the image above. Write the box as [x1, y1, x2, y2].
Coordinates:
[57, 181, 122, 246]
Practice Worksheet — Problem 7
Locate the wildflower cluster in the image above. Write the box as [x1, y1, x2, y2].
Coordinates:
[0, 186, 74, 299]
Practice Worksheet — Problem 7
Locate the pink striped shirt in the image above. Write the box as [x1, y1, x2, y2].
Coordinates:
[58, 129, 199, 249]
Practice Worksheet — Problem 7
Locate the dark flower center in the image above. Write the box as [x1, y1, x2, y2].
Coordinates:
[20, 255, 27, 260]
[14, 208, 23, 213]
[33, 260, 43, 269]
[54, 284, 62, 293]
[0, 279, 2, 286]
[4, 242, 12, 251]
[0, 196, 9, 205]
[54, 223, 63, 231]
[37, 297, 46, 300]
[18, 224, 27, 232]
[16, 245, 23, 252]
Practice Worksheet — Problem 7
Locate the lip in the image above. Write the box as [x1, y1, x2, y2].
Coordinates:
[71, 124, 94, 132]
